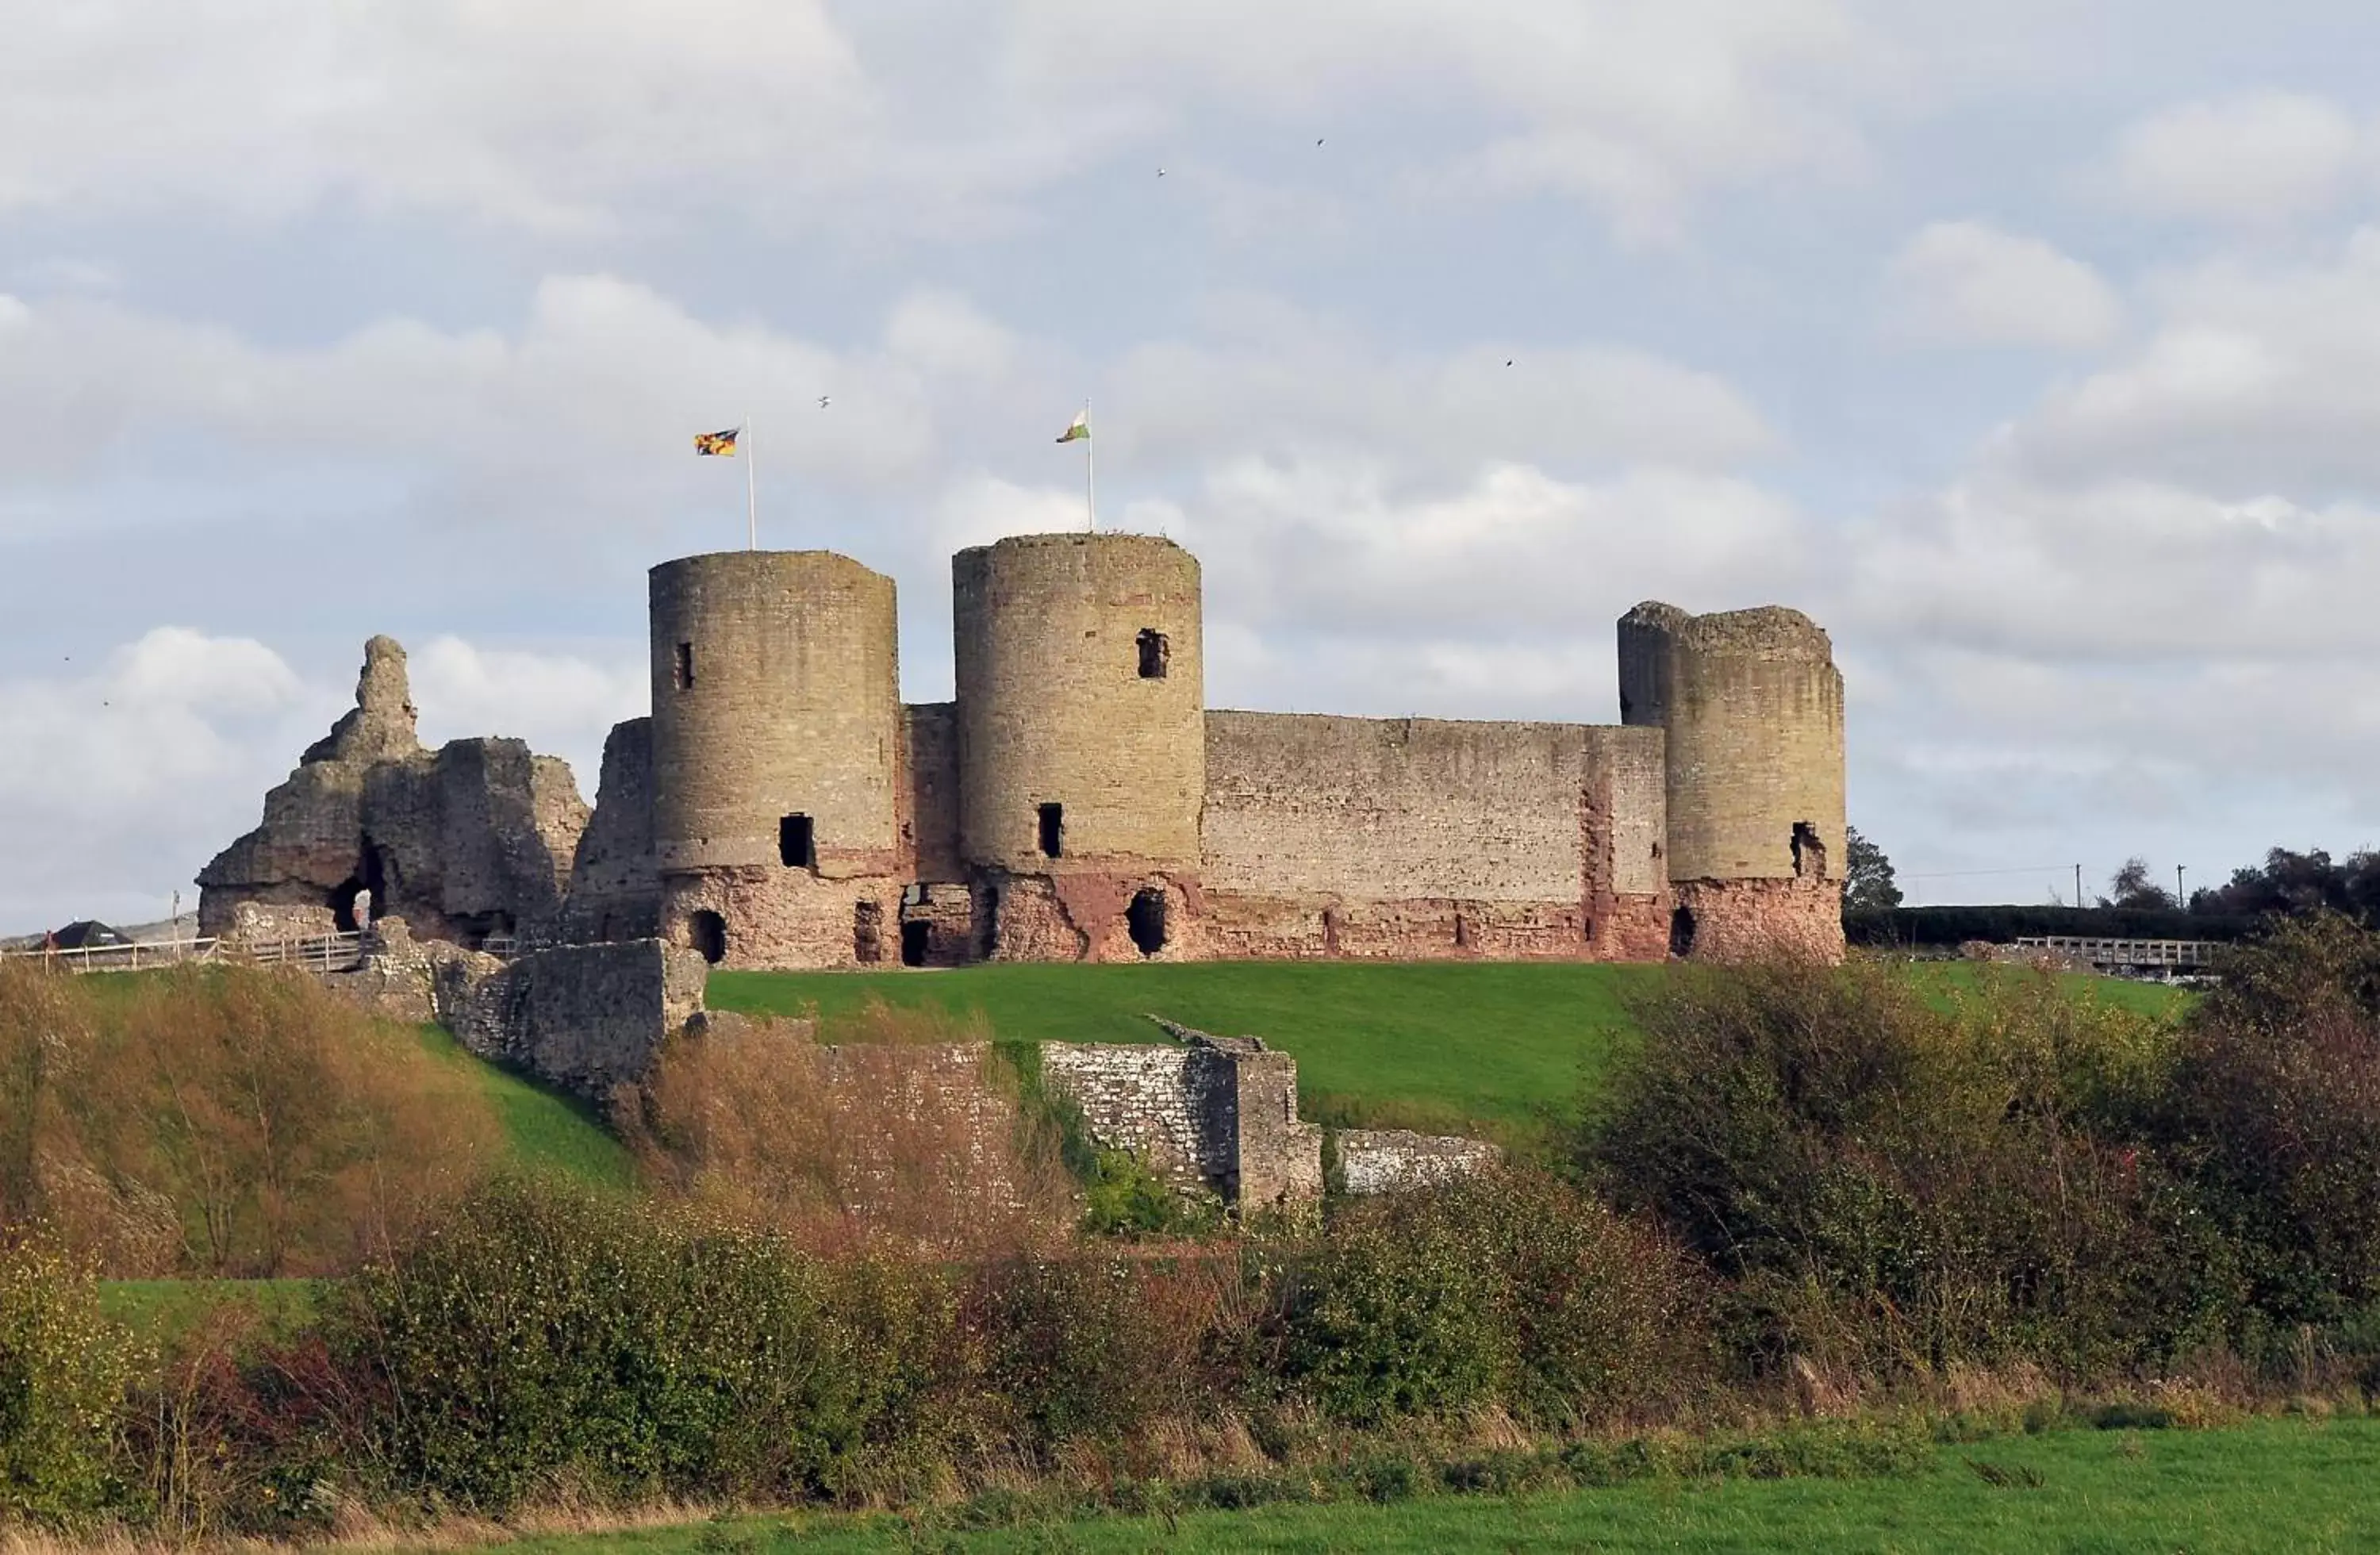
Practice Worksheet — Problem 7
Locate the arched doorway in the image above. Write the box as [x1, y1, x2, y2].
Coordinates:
[689, 910, 727, 966]
[1668, 905, 1697, 958]
[1127, 888, 1168, 957]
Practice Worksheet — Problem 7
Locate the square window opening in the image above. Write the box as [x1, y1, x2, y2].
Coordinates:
[1037, 802, 1064, 858]
[780, 813, 816, 869]
[1136, 628, 1169, 679]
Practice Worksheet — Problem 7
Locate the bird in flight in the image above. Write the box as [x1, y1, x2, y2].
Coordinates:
[818, 396, 830, 409]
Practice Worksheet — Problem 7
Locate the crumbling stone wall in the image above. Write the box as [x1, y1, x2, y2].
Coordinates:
[1337, 1128, 1501, 1196]
[442, 939, 708, 1103]
[198, 637, 589, 946]
[559, 717, 660, 942]
[1038, 1023, 1324, 1208]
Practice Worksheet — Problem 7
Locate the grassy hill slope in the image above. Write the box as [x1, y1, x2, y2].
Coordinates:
[711, 960, 2189, 1140]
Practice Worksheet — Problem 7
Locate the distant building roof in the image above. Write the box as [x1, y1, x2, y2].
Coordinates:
[48, 920, 128, 950]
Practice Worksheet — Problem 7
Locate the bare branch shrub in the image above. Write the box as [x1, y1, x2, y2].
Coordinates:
[0, 963, 503, 1276]
[628, 1002, 1076, 1255]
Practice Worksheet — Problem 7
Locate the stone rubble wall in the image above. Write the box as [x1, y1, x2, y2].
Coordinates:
[199, 637, 590, 946]
[440, 939, 708, 1103]
[1038, 1022, 1325, 1208]
[559, 717, 662, 943]
[1038, 1042, 1217, 1184]
[1336, 1128, 1502, 1196]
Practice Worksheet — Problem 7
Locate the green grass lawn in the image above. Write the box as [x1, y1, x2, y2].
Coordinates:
[96, 1277, 325, 1346]
[480, 1417, 2380, 1553]
[413, 1024, 637, 1191]
[712, 961, 2186, 1141]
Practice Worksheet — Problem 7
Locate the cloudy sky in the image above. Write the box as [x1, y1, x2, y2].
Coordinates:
[8, 1, 2380, 930]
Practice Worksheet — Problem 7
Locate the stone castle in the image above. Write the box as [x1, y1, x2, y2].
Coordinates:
[199, 532, 1846, 969]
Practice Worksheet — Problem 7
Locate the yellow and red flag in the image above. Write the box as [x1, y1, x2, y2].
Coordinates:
[693, 427, 740, 456]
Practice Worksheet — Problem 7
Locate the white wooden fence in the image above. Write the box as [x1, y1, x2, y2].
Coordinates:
[2, 929, 523, 976]
[2, 931, 363, 975]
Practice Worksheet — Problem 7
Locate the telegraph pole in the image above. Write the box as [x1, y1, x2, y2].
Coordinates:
[2177, 865, 2186, 908]
[2075, 862, 2085, 910]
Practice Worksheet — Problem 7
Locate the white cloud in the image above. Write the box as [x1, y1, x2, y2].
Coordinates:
[2010, 227, 2380, 493]
[1007, 0, 1883, 240]
[0, 628, 654, 934]
[408, 637, 646, 791]
[1112, 303, 1781, 477]
[0, 630, 328, 931]
[2110, 90, 2367, 226]
[1883, 221, 2122, 350]
[0, 2, 874, 232]
[0, 278, 1032, 534]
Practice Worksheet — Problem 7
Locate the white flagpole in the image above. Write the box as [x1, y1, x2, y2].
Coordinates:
[745, 412, 757, 551]
[1084, 397, 1095, 533]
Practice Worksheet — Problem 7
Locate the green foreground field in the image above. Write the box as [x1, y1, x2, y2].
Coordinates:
[486, 1419, 2378, 1554]
[712, 960, 2187, 1138]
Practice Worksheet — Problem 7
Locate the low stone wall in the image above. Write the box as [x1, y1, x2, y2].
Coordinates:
[440, 939, 708, 1102]
[1038, 1023, 1324, 1208]
[1336, 1128, 1501, 1196]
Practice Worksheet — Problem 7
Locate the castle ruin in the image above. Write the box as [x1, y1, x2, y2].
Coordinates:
[201, 533, 1846, 968]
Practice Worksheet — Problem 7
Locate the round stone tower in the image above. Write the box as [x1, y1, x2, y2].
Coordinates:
[952, 532, 1204, 960]
[647, 551, 904, 968]
[1618, 601, 1845, 962]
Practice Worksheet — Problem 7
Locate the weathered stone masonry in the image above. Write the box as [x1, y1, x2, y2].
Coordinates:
[200, 534, 1846, 967]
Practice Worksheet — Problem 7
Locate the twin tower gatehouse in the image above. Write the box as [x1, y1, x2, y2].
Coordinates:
[200, 532, 1848, 968]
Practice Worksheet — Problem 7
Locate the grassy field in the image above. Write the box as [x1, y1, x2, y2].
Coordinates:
[413, 1023, 637, 1190]
[712, 961, 2188, 1138]
[484, 1418, 2380, 1553]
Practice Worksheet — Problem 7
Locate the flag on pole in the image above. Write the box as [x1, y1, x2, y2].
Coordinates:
[1055, 409, 1090, 443]
[694, 427, 741, 456]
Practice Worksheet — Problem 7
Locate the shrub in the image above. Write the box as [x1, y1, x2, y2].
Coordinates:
[1277, 1169, 1705, 1428]
[1585, 959, 2227, 1376]
[630, 1013, 1073, 1255]
[2164, 915, 2380, 1328]
[0, 1238, 136, 1526]
[1081, 1149, 1223, 1238]
[339, 1179, 896, 1510]
[969, 1250, 1247, 1451]
[0, 963, 502, 1276]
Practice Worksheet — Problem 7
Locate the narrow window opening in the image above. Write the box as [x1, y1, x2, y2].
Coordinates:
[1127, 888, 1168, 956]
[976, 886, 1002, 959]
[854, 900, 884, 964]
[1453, 912, 1472, 950]
[674, 641, 695, 691]
[1037, 802, 1064, 858]
[689, 909, 727, 966]
[779, 813, 816, 870]
[900, 920, 930, 967]
[1791, 821, 1825, 878]
[1136, 628, 1169, 679]
[1669, 906, 1697, 958]
[1321, 907, 1342, 956]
